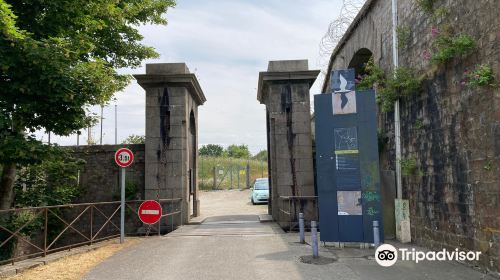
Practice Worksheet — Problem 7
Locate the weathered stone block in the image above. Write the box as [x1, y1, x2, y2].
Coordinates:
[146, 63, 190, 74]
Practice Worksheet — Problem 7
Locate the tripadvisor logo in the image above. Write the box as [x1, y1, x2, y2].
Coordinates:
[375, 244, 482, 267]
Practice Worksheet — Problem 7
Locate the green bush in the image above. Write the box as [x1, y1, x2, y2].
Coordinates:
[357, 57, 421, 113]
[400, 157, 423, 177]
[417, 0, 436, 14]
[14, 148, 83, 207]
[466, 64, 498, 88]
[377, 67, 421, 112]
[397, 26, 411, 50]
[357, 57, 386, 90]
[1, 148, 84, 262]
[432, 34, 475, 65]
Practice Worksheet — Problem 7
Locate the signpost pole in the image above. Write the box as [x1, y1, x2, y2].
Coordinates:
[115, 147, 134, 244]
[120, 167, 125, 244]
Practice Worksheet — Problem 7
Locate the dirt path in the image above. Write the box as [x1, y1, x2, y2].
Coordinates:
[6, 239, 142, 280]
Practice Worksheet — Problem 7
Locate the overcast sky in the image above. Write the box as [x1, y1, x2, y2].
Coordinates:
[43, 0, 342, 154]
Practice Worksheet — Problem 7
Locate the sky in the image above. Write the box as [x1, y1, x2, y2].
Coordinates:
[42, 0, 343, 154]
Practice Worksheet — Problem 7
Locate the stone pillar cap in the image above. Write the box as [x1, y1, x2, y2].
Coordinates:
[146, 63, 190, 75]
[267, 60, 309, 72]
[257, 59, 320, 104]
[134, 63, 206, 105]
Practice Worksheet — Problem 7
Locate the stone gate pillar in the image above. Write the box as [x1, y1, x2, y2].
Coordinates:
[134, 63, 206, 224]
[257, 60, 319, 228]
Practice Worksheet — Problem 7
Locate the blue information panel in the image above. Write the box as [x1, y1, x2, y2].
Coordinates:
[314, 68, 384, 243]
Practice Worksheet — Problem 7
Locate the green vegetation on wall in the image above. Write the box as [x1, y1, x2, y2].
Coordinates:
[431, 33, 475, 65]
[122, 135, 145, 144]
[400, 157, 423, 177]
[357, 58, 421, 112]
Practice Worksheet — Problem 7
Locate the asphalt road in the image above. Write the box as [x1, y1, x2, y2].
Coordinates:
[84, 214, 344, 280]
[84, 191, 498, 280]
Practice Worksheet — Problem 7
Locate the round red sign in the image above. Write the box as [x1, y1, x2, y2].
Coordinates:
[138, 200, 162, 225]
[115, 148, 134, 168]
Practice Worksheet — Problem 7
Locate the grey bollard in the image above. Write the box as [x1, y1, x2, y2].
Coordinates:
[311, 221, 319, 258]
[299, 213, 305, 244]
[373, 220, 380, 248]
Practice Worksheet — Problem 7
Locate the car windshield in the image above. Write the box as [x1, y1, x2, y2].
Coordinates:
[254, 181, 269, 190]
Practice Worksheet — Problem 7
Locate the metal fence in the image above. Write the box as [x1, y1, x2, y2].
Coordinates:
[279, 196, 318, 232]
[199, 156, 268, 190]
[0, 198, 182, 265]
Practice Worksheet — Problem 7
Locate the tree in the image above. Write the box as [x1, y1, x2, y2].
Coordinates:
[0, 0, 176, 209]
[225, 144, 251, 159]
[199, 144, 224, 157]
[122, 134, 145, 144]
[252, 150, 267, 161]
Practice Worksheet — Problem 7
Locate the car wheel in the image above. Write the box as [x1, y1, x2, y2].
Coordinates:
[251, 198, 255, 205]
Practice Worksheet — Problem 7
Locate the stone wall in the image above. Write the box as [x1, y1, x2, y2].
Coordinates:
[70, 144, 145, 202]
[322, 0, 500, 272]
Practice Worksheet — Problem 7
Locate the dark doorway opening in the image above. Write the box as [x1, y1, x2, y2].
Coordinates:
[348, 48, 373, 78]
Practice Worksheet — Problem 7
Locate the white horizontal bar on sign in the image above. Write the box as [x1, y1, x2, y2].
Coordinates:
[141, 210, 160, 215]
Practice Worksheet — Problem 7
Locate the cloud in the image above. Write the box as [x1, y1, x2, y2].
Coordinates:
[44, 0, 342, 154]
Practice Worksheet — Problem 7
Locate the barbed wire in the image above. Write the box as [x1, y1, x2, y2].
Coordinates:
[316, 0, 366, 89]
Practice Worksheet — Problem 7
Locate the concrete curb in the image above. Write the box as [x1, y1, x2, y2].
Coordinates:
[186, 217, 207, 225]
[258, 214, 273, 223]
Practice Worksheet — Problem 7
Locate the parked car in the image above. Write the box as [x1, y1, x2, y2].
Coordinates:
[250, 178, 269, 205]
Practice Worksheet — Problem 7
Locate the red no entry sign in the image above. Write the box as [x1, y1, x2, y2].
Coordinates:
[138, 200, 162, 224]
[115, 148, 134, 168]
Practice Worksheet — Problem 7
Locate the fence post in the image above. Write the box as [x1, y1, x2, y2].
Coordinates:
[90, 206, 93, 245]
[44, 208, 48, 256]
[213, 166, 217, 190]
[245, 163, 250, 189]
[230, 164, 233, 189]
[201, 157, 204, 188]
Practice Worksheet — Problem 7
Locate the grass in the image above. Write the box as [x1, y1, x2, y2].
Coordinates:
[199, 156, 268, 190]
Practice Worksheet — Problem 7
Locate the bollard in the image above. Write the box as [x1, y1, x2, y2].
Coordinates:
[299, 213, 305, 244]
[373, 220, 380, 248]
[311, 221, 319, 258]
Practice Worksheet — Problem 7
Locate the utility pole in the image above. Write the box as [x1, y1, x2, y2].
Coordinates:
[115, 104, 118, 144]
[100, 105, 104, 145]
[88, 126, 92, 145]
[392, 0, 402, 199]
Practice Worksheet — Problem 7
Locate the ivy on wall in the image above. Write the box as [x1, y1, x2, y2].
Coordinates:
[397, 25, 411, 50]
[400, 157, 424, 177]
[357, 58, 421, 112]
[464, 65, 499, 88]
[431, 33, 475, 65]
[356, 1, 490, 115]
